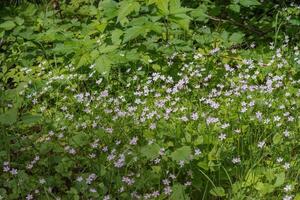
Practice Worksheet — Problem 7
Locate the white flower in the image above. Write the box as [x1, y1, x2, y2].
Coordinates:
[194, 149, 201, 156]
[218, 133, 227, 141]
[283, 195, 293, 200]
[39, 178, 46, 184]
[232, 157, 241, 164]
[283, 162, 290, 170]
[284, 184, 293, 192]
[258, 140, 266, 148]
[277, 157, 283, 163]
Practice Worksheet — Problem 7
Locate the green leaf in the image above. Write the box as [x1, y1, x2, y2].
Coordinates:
[228, 4, 240, 12]
[23, 4, 37, 16]
[229, 32, 245, 44]
[0, 108, 18, 125]
[141, 144, 160, 160]
[0, 21, 16, 31]
[155, 0, 169, 15]
[190, 6, 207, 22]
[98, 0, 118, 19]
[295, 193, 300, 200]
[170, 184, 189, 200]
[273, 133, 282, 145]
[274, 172, 285, 187]
[239, 0, 261, 7]
[70, 133, 89, 147]
[20, 114, 42, 125]
[14, 17, 24, 26]
[210, 187, 226, 197]
[77, 53, 90, 67]
[123, 26, 147, 42]
[117, 0, 140, 23]
[95, 55, 112, 74]
[111, 29, 123, 45]
[171, 18, 190, 30]
[254, 182, 274, 194]
[170, 146, 191, 161]
[290, 19, 300, 26]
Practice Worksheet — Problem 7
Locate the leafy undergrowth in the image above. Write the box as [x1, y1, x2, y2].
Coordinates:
[1, 0, 300, 200]
[2, 44, 300, 199]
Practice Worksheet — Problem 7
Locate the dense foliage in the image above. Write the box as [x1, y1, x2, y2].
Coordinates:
[1, 0, 300, 199]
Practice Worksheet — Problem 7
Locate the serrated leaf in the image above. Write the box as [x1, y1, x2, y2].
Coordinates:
[123, 26, 147, 42]
[239, 0, 261, 7]
[77, 53, 90, 67]
[155, 0, 169, 15]
[210, 187, 225, 197]
[190, 6, 207, 21]
[170, 184, 188, 200]
[141, 144, 160, 160]
[111, 29, 123, 45]
[95, 55, 112, 74]
[0, 21, 16, 31]
[117, 0, 140, 23]
[99, 0, 118, 19]
[0, 108, 18, 125]
[70, 133, 89, 147]
[170, 146, 191, 161]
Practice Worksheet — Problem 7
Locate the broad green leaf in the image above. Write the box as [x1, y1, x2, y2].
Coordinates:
[229, 32, 245, 44]
[70, 133, 89, 147]
[210, 187, 226, 197]
[0, 108, 18, 125]
[170, 184, 189, 200]
[171, 18, 190, 30]
[123, 26, 147, 42]
[99, 45, 118, 53]
[14, 17, 24, 26]
[77, 53, 90, 67]
[117, 1, 140, 23]
[254, 182, 274, 194]
[98, 0, 118, 19]
[20, 114, 42, 125]
[228, 4, 240, 12]
[170, 146, 191, 161]
[111, 29, 123, 45]
[23, 4, 37, 16]
[274, 172, 285, 187]
[290, 19, 300, 26]
[155, 0, 169, 15]
[95, 55, 112, 74]
[239, 0, 261, 7]
[0, 21, 16, 31]
[141, 143, 160, 160]
[190, 6, 207, 22]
